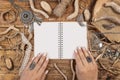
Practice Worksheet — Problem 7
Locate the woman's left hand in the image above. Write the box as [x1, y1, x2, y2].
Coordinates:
[20, 53, 49, 80]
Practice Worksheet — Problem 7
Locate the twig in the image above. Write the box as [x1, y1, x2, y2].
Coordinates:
[29, 0, 49, 18]
[67, 0, 79, 20]
[54, 63, 68, 80]
[95, 46, 107, 61]
[71, 60, 75, 80]
[0, 25, 19, 35]
[112, 58, 119, 66]
[0, 26, 32, 75]
[98, 60, 117, 75]
[94, 16, 120, 25]
[0, 32, 19, 42]
[105, 2, 120, 14]
[1, 9, 16, 24]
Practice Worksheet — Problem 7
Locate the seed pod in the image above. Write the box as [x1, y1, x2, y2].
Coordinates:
[83, 9, 91, 21]
[5, 58, 13, 70]
[40, 1, 52, 14]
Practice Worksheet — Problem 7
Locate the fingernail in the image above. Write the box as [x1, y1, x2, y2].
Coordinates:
[46, 57, 49, 61]
[39, 53, 42, 56]
[37, 53, 41, 57]
[81, 47, 84, 50]
[74, 50, 77, 53]
[45, 70, 49, 74]
[73, 52, 76, 58]
[73, 50, 75, 53]
[43, 53, 47, 57]
[82, 47, 85, 50]
[88, 50, 91, 54]
[77, 47, 79, 50]
[32, 57, 35, 60]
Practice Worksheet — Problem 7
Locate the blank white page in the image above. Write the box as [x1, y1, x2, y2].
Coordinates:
[63, 22, 87, 59]
[34, 22, 59, 58]
[34, 22, 88, 59]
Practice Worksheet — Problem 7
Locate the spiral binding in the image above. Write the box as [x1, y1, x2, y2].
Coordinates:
[58, 22, 63, 59]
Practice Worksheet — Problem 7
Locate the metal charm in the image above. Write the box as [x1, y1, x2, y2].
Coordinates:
[20, 10, 34, 24]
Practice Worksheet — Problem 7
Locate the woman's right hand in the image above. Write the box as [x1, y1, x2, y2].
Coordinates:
[74, 47, 98, 80]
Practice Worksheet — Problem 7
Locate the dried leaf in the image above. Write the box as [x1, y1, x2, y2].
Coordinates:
[92, 0, 108, 20]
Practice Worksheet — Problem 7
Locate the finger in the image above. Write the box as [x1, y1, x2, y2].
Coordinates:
[34, 53, 47, 71]
[75, 65, 80, 77]
[81, 47, 89, 59]
[41, 70, 49, 80]
[77, 47, 88, 66]
[87, 50, 97, 65]
[38, 58, 49, 76]
[33, 53, 42, 64]
[81, 47, 93, 64]
[25, 57, 35, 70]
[74, 50, 83, 68]
[26, 54, 42, 71]
[75, 65, 78, 74]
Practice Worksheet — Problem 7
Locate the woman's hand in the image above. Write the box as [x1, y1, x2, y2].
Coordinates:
[20, 53, 49, 80]
[74, 47, 98, 80]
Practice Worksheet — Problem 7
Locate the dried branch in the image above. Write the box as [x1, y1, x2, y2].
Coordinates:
[54, 63, 68, 80]
[98, 60, 117, 75]
[0, 25, 19, 35]
[29, 0, 49, 18]
[1, 9, 16, 24]
[112, 58, 119, 66]
[105, 2, 120, 14]
[67, 0, 79, 20]
[95, 46, 107, 61]
[71, 60, 75, 80]
[0, 26, 32, 75]
[94, 16, 120, 25]
[92, 0, 108, 20]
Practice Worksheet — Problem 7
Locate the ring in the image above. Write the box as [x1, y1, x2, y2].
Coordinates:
[29, 61, 36, 70]
[86, 56, 92, 63]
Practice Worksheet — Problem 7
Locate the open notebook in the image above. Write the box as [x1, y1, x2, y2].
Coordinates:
[34, 22, 88, 59]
